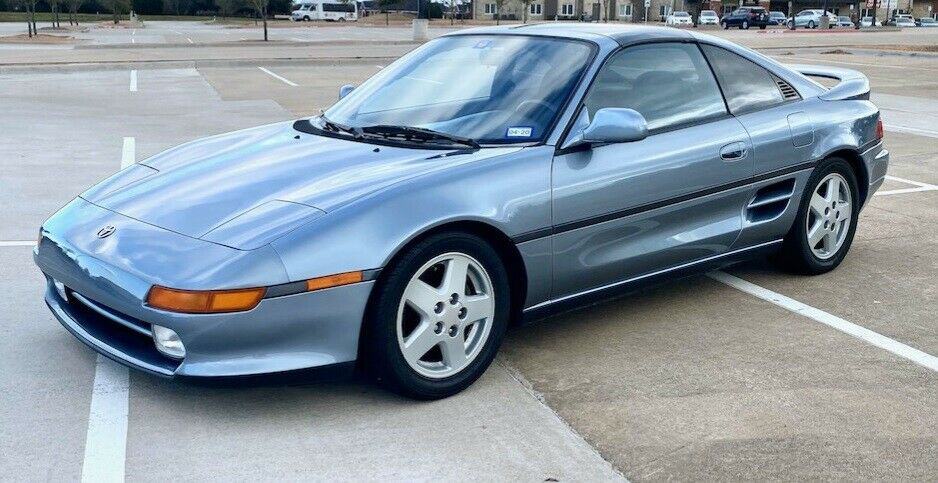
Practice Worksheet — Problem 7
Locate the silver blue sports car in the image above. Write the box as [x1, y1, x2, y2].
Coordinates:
[35, 24, 888, 399]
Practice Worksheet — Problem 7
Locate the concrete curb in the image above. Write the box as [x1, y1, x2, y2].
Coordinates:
[0, 56, 402, 74]
[74, 39, 423, 50]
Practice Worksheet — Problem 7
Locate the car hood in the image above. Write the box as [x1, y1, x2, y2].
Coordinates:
[82, 121, 520, 249]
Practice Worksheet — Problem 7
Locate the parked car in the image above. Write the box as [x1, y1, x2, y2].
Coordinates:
[917, 17, 938, 26]
[721, 6, 769, 29]
[788, 9, 837, 29]
[35, 25, 888, 399]
[666, 11, 693, 26]
[768, 11, 787, 25]
[893, 16, 916, 27]
[860, 16, 880, 27]
[698, 9, 720, 25]
[835, 15, 855, 27]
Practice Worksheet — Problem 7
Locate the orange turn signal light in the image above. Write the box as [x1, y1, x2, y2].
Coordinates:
[306, 271, 363, 292]
[147, 286, 265, 314]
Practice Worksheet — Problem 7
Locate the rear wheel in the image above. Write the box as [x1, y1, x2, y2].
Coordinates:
[742, 20, 749, 29]
[776, 157, 859, 275]
[362, 232, 510, 399]
[808, 20, 816, 28]
[722, 20, 728, 29]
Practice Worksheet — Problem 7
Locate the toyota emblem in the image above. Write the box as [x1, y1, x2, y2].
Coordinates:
[96, 225, 116, 239]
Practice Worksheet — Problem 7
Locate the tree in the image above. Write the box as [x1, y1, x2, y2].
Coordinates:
[377, 0, 395, 26]
[162, 0, 191, 15]
[520, 0, 531, 22]
[494, 0, 506, 25]
[215, 0, 242, 18]
[48, 0, 62, 28]
[16, 0, 39, 36]
[66, 0, 85, 25]
[247, 0, 269, 41]
[630, 0, 644, 22]
[101, 0, 132, 23]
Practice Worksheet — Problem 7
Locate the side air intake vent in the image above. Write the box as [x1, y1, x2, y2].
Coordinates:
[776, 78, 801, 101]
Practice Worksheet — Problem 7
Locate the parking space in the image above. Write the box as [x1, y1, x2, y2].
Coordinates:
[1, 29, 936, 481]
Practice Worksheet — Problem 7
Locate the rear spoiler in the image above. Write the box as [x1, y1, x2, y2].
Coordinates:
[789, 64, 870, 101]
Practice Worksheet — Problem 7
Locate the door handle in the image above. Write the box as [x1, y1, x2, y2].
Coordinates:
[720, 142, 748, 161]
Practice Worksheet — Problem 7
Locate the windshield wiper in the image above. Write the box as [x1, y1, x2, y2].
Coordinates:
[360, 124, 481, 149]
[318, 112, 362, 139]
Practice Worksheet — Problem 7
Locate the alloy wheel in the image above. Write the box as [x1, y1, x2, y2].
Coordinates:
[806, 173, 852, 260]
[396, 252, 495, 379]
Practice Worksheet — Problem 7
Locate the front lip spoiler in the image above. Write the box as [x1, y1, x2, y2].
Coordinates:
[44, 284, 175, 378]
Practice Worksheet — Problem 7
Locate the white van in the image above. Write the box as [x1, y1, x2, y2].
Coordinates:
[291, 0, 358, 21]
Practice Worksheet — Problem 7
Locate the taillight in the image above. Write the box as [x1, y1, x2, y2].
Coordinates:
[876, 118, 884, 140]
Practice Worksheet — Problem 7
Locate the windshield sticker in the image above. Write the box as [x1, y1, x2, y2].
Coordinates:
[506, 127, 533, 138]
[473, 39, 494, 49]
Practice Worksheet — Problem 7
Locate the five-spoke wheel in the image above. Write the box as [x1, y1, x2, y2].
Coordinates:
[363, 232, 509, 399]
[777, 157, 859, 274]
[397, 253, 495, 379]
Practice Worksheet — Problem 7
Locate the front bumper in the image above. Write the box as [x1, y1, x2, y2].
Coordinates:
[35, 200, 375, 379]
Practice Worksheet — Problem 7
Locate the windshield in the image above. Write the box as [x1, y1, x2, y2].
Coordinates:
[675, 12, 689, 17]
[322, 35, 594, 145]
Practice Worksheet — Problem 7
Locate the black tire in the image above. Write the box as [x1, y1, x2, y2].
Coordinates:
[741, 20, 748, 29]
[808, 20, 815, 28]
[722, 20, 728, 29]
[776, 157, 860, 275]
[759, 24, 766, 29]
[361, 232, 511, 399]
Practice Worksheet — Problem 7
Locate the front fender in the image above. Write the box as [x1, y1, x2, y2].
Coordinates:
[269, 146, 554, 281]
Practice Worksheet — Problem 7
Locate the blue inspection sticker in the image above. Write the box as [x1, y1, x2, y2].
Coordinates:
[506, 127, 533, 138]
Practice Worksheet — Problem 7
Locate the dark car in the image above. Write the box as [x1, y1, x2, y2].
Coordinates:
[721, 7, 769, 29]
[768, 11, 787, 25]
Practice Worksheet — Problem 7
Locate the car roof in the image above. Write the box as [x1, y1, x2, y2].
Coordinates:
[443, 23, 693, 47]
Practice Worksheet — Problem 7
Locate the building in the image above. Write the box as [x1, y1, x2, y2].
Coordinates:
[472, 0, 931, 22]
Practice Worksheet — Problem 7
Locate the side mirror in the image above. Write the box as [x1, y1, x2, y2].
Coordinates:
[562, 108, 648, 150]
[338, 84, 355, 100]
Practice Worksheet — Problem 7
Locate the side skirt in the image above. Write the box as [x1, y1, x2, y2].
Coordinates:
[520, 239, 783, 323]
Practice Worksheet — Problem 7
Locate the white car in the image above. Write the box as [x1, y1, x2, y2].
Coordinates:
[860, 16, 880, 27]
[698, 10, 719, 25]
[893, 16, 916, 27]
[666, 11, 693, 26]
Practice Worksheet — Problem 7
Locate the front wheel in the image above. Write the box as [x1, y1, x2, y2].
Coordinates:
[362, 232, 510, 399]
[759, 24, 766, 29]
[808, 20, 816, 28]
[722, 20, 728, 29]
[742, 20, 749, 29]
[776, 157, 859, 275]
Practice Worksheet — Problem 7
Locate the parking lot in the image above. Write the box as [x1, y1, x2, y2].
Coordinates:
[1, 22, 936, 481]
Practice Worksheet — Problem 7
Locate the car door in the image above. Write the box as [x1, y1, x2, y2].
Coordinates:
[550, 42, 754, 299]
[699, 44, 815, 249]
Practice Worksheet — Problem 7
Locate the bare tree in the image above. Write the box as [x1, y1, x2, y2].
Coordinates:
[66, 0, 85, 25]
[630, 0, 643, 22]
[378, 0, 395, 26]
[246, 0, 269, 41]
[494, 0, 507, 25]
[100, 0, 131, 24]
[48, 0, 62, 28]
[19, 0, 39, 36]
[215, 0, 242, 19]
[520, 0, 531, 22]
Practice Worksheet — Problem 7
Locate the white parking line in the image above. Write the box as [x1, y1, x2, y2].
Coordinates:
[129, 70, 137, 92]
[81, 356, 129, 483]
[81, 137, 136, 481]
[875, 174, 938, 196]
[375, 65, 384, 69]
[0, 240, 36, 247]
[709, 271, 938, 372]
[257, 67, 298, 86]
[121, 137, 135, 168]
[186, 38, 194, 44]
[884, 124, 938, 139]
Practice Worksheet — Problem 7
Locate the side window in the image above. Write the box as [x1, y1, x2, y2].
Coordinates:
[582, 43, 727, 132]
[700, 45, 785, 115]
